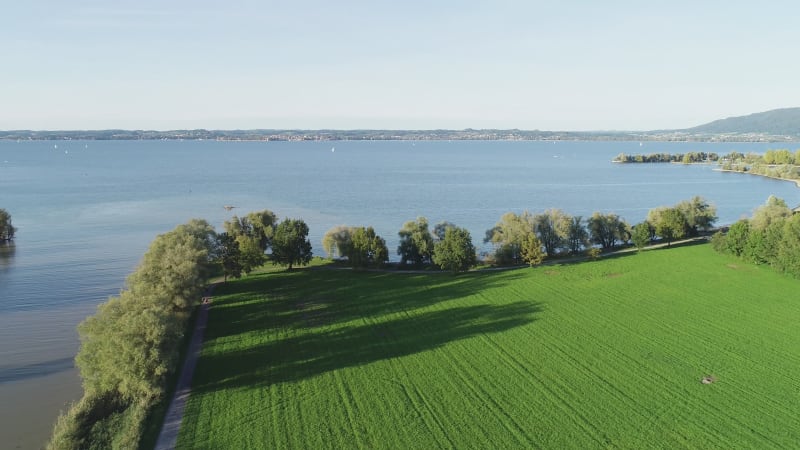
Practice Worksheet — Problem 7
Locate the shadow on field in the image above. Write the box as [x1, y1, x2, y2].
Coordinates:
[194, 269, 540, 393]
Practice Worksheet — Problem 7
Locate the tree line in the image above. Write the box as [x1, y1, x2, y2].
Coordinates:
[320, 196, 717, 272]
[711, 196, 800, 277]
[613, 152, 720, 164]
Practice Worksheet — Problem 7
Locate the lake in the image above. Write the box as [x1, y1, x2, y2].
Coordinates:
[1, 139, 799, 448]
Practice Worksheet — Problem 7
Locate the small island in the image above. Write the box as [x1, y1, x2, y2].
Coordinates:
[613, 149, 800, 187]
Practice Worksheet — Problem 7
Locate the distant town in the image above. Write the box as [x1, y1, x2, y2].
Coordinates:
[3, 107, 800, 142]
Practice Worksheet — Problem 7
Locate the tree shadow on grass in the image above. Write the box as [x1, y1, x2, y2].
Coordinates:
[208, 268, 529, 339]
[192, 300, 540, 395]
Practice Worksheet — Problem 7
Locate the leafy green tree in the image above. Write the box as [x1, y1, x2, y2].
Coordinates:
[676, 196, 717, 236]
[0, 208, 15, 241]
[433, 221, 457, 242]
[534, 209, 570, 256]
[434, 226, 477, 273]
[348, 226, 389, 268]
[725, 220, 751, 257]
[775, 214, 800, 276]
[214, 232, 243, 281]
[126, 219, 216, 312]
[654, 207, 687, 246]
[223, 210, 277, 272]
[484, 211, 535, 264]
[271, 218, 313, 270]
[397, 217, 434, 266]
[322, 225, 354, 259]
[631, 222, 651, 251]
[751, 195, 792, 230]
[587, 212, 628, 250]
[566, 216, 589, 254]
[520, 233, 544, 267]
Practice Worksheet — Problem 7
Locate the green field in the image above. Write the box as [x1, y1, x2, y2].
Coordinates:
[176, 244, 800, 449]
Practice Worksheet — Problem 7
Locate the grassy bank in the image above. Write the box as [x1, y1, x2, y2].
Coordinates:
[176, 244, 800, 448]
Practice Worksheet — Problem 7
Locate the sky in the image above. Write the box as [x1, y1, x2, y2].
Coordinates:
[3, 1, 800, 131]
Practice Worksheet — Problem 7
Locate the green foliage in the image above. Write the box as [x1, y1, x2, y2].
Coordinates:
[520, 233, 544, 267]
[534, 209, 570, 256]
[50, 220, 216, 450]
[397, 217, 434, 266]
[179, 244, 800, 449]
[214, 232, 243, 281]
[750, 195, 792, 230]
[566, 216, 589, 254]
[433, 221, 457, 242]
[654, 207, 687, 246]
[587, 212, 628, 250]
[434, 226, 477, 273]
[484, 212, 535, 264]
[348, 226, 389, 268]
[0, 208, 16, 241]
[587, 247, 601, 260]
[271, 218, 313, 270]
[725, 220, 751, 257]
[630, 222, 651, 251]
[322, 225, 354, 259]
[675, 196, 717, 236]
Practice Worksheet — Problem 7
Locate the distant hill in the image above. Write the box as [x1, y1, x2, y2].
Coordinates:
[685, 107, 800, 136]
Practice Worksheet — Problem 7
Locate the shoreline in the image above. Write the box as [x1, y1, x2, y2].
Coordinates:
[713, 168, 800, 188]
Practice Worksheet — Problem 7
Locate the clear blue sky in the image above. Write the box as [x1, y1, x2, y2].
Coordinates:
[3, 1, 799, 130]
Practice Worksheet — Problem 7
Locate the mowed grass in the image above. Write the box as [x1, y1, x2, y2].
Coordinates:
[176, 244, 800, 449]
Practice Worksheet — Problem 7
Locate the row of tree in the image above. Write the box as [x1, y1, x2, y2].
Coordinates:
[215, 210, 313, 280]
[322, 219, 478, 273]
[720, 150, 800, 181]
[318, 197, 718, 272]
[49, 220, 218, 449]
[711, 196, 800, 276]
[613, 152, 721, 164]
[0, 208, 15, 241]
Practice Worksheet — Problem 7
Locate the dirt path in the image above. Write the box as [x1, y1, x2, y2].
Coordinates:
[154, 285, 215, 450]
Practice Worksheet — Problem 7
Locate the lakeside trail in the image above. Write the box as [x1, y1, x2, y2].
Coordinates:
[154, 284, 216, 450]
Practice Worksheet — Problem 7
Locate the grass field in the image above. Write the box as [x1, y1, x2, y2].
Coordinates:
[176, 244, 800, 449]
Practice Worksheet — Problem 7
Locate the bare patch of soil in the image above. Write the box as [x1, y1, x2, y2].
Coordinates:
[701, 375, 717, 384]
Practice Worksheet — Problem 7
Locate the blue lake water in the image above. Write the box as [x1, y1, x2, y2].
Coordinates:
[1, 139, 799, 448]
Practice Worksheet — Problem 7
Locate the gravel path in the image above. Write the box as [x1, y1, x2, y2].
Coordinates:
[154, 285, 215, 450]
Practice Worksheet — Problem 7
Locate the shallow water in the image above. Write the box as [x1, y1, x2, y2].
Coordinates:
[1, 139, 798, 448]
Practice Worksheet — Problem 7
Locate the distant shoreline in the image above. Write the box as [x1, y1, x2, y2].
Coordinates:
[713, 168, 800, 188]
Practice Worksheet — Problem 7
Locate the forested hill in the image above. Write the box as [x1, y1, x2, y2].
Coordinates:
[684, 107, 800, 136]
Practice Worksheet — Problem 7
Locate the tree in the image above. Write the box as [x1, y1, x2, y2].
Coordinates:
[397, 217, 434, 266]
[534, 209, 570, 256]
[271, 218, 313, 270]
[566, 216, 589, 254]
[587, 212, 628, 250]
[223, 210, 277, 272]
[433, 226, 477, 273]
[725, 220, 750, 257]
[0, 208, 15, 241]
[322, 225, 354, 259]
[126, 219, 216, 312]
[214, 232, 243, 282]
[433, 221, 457, 242]
[676, 196, 717, 236]
[631, 222, 651, 251]
[348, 226, 389, 268]
[520, 233, 544, 267]
[654, 207, 687, 246]
[750, 195, 792, 231]
[484, 211, 535, 264]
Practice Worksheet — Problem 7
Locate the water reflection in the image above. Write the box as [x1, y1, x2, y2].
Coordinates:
[0, 242, 14, 273]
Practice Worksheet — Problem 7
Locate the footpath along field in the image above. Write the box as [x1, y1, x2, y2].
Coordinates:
[176, 244, 800, 449]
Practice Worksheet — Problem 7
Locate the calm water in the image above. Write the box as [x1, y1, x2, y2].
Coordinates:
[1, 139, 799, 448]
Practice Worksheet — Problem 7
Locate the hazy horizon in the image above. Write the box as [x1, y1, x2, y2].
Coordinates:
[4, 2, 800, 131]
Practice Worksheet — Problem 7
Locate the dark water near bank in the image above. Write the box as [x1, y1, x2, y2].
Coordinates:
[1, 139, 798, 448]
